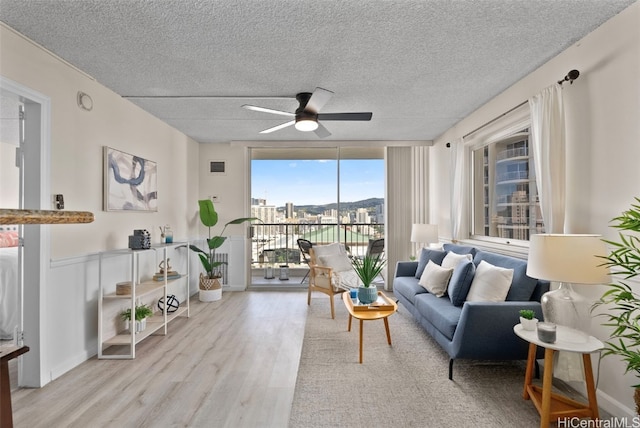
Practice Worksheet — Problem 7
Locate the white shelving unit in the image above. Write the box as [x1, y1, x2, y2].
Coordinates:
[97, 242, 190, 359]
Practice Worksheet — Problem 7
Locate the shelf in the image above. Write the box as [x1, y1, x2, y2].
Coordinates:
[103, 276, 188, 299]
[103, 320, 165, 346]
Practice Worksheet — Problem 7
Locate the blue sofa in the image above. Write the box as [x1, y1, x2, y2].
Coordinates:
[393, 243, 549, 380]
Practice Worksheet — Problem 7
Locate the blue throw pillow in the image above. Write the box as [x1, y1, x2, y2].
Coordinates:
[415, 248, 447, 279]
[447, 258, 476, 306]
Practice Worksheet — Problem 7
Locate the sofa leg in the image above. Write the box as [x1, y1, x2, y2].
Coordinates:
[449, 359, 454, 381]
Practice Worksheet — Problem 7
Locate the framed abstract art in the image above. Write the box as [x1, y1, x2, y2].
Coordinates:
[104, 146, 157, 211]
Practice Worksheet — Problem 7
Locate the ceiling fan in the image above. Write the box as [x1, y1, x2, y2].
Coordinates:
[242, 87, 372, 138]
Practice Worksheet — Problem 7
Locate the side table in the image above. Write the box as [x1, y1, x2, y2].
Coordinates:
[513, 324, 603, 428]
[1, 345, 29, 428]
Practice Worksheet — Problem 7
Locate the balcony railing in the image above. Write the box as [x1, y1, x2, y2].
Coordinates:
[251, 222, 385, 266]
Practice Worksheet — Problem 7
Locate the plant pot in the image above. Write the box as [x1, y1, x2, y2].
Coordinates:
[358, 286, 378, 304]
[520, 317, 538, 331]
[125, 318, 148, 333]
[199, 273, 222, 302]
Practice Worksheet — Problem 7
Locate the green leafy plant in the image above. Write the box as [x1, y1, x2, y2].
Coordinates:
[593, 197, 640, 387]
[120, 304, 153, 322]
[519, 309, 536, 320]
[188, 199, 261, 279]
[352, 255, 386, 287]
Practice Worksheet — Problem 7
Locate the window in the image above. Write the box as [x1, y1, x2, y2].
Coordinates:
[471, 128, 544, 242]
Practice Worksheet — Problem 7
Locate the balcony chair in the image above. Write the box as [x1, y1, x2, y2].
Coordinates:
[307, 243, 359, 319]
[297, 238, 313, 283]
[366, 238, 386, 282]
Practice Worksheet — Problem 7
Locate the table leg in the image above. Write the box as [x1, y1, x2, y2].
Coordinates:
[1, 359, 12, 428]
[359, 319, 364, 364]
[540, 348, 555, 428]
[383, 316, 392, 345]
[523, 343, 537, 400]
[347, 314, 352, 332]
[582, 353, 600, 420]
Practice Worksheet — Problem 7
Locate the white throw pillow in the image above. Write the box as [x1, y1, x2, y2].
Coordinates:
[466, 260, 514, 302]
[318, 253, 353, 272]
[441, 251, 473, 270]
[312, 242, 344, 258]
[418, 260, 454, 297]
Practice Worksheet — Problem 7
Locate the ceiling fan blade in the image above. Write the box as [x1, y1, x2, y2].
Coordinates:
[317, 112, 372, 121]
[314, 122, 331, 138]
[242, 104, 294, 117]
[305, 87, 334, 113]
[259, 120, 295, 134]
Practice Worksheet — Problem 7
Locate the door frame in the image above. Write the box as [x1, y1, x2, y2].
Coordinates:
[1, 76, 51, 387]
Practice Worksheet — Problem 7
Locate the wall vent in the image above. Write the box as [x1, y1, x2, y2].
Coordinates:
[209, 161, 226, 174]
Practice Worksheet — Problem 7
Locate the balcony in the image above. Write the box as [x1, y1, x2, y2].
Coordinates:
[250, 222, 385, 286]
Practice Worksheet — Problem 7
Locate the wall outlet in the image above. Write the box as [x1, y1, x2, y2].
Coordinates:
[211, 195, 220, 203]
[54, 194, 64, 210]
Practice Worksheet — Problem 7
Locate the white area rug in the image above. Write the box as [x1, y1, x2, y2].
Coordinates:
[289, 296, 545, 427]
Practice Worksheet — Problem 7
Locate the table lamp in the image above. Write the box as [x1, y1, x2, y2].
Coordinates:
[410, 224, 439, 248]
[526, 234, 609, 342]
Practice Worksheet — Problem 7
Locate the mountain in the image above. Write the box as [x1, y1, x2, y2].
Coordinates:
[281, 198, 384, 215]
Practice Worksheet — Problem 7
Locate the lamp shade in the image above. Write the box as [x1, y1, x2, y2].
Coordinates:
[410, 224, 438, 244]
[526, 234, 609, 284]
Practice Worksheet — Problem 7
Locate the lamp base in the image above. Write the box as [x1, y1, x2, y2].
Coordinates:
[541, 283, 590, 343]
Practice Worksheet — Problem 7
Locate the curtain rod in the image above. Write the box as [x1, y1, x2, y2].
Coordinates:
[447, 69, 580, 146]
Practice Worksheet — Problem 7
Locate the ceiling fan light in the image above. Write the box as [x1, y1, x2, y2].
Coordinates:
[295, 119, 318, 132]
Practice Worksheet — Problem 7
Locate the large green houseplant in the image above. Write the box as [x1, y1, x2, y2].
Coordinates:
[352, 254, 386, 304]
[593, 197, 640, 412]
[189, 199, 260, 301]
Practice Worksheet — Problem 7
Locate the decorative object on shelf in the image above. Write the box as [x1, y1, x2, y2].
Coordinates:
[187, 199, 261, 302]
[153, 259, 180, 281]
[120, 304, 153, 333]
[128, 229, 151, 250]
[157, 295, 180, 314]
[592, 197, 640, 412]
[104, 146, 157, 212]
[352, 254, 386, 305]
[160, 224, 173, 243]
[526, 233, 609, 341]
[116, 281, 132, 295]
[519, 309, 538, 331]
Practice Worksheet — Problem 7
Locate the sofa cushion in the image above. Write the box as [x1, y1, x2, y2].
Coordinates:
[415, 248, 447, 279]
[448, 258, 476, 306]
[393, 276, 427, 305]
[418, 260, 453, 297]
[466, 260, 513, 302]
[473, 250, 538, 301]
[415, 293, 462, 340]
[441, 251, 473, 270]
[318, 253, 352, 272]
[443, 243, 478, 257]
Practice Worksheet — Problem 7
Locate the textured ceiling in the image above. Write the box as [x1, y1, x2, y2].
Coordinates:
[0, 0, 634, 144]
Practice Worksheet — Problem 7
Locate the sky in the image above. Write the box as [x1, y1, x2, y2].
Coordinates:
[251, 159, 384, 207]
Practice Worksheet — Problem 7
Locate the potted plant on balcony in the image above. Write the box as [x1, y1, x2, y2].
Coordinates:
[352, 254, 386, 304]
[188, 199, 260, 302]
[593, 197, 640, 413]
[120, 304, 153, 333]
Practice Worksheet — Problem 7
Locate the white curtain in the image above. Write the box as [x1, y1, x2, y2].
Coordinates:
[530, 84, 584, 381]
[449, 138, 465, 241]
[528, 84, 566, 233]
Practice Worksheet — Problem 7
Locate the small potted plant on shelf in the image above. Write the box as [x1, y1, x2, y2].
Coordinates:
[592, 196, 640, 413]
[352, 254, 386, 304]
[120, 304, 153, 333]
[188, 199, 261, 302]
[519, 309, 538, 331]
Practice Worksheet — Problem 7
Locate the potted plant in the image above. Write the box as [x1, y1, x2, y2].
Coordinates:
[352, 254, 386, 304]
[519, 309, 538, 331]
[120, 304, 153, 333]
[592, 197, 640, 413]
[188, 199, 260, 302]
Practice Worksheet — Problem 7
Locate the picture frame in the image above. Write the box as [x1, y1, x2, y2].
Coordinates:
[104, 146, 157, 212]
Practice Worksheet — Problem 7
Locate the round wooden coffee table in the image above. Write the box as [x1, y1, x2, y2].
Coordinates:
[342, 291, 398, 363]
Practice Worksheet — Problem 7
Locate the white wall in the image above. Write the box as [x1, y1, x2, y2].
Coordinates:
[0, 23, 200, 384]
[429, 3, 639, 416]
[0, 142, 19, 208]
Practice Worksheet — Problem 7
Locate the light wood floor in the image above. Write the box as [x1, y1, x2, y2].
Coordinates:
[11, 290, 308, 428]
